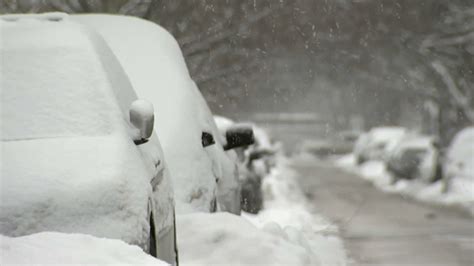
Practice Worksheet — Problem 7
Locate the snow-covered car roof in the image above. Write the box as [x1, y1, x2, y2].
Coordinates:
[394, 135, 436, 150]
[0, 14, 152, 246]
[0, 14, 130, 140]
[368, 127, 407, 143]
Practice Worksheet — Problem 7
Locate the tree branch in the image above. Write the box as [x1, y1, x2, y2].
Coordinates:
[431, 60, 474, 121]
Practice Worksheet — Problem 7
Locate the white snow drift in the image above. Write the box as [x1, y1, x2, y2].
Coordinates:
[177, 156, 348, 266]
[0, 232, 168, 265]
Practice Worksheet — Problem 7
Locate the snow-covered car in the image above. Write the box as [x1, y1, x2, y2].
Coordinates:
[354, 127, 407, 164]
[214, 116, 280, 213]
[443, 127, 474, 191]
[386, 135, 441, 183]
[299, 131, 361, 158]
[0, 13, 177, 265]
[74, 14, 253, 215]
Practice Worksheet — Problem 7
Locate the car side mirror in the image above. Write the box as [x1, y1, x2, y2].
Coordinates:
[130, 99, 154, 145]
[224, 124, 255, 151]
[202, 132, 216, 148]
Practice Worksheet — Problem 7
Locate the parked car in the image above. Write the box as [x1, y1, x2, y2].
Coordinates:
[0, 13, 177, 265]
[300, 130, 361, 158]
[354, 127, 407, 164]
[443, 127, 474, 192]
[214, 116, 279, 213]
[75, 14, 253, 215]
[386, 135, 441, 183]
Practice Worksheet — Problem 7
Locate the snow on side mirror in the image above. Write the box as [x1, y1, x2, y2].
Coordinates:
[224, 124, 255, 151]
[130, 99, 154, 145]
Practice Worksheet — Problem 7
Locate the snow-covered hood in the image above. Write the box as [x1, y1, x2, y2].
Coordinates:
[0, 134, 151, 247]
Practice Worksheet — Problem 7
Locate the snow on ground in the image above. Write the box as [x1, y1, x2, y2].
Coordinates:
[245, 155, 347, 266]
[177, 155, 347, 266]
[336, 154, 474, 216]
[177, 212, 312, 266]
[0, 232, 168, 266]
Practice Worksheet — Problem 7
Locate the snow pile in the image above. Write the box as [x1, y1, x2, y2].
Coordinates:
[245, 156, 347, 266]
[358, 161, 393, 186]
[177, 156, 347, 266]
[334, 153, 356, 168]
[1, 232, 168, 266]
[336, 155, 474, 215]
[177, 212, 312, 266]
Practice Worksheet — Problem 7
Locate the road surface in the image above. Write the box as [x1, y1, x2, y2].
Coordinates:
[293, 159, 474, 266]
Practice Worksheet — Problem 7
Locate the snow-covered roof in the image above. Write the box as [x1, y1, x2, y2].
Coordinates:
[369, 127, 407, 143]
[177, 212, 312, 265]
[0, 14, 132, 140]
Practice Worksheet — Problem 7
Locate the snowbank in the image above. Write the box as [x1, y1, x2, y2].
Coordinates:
[0, 232, 168, 265]
[177, 212, 312, 266]
[177, 156, 347, 266]
[245, 156, 347, 266]
[336, 154, 474, 215]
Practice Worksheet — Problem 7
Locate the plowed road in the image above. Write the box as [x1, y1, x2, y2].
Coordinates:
[293, 159, 474, 266]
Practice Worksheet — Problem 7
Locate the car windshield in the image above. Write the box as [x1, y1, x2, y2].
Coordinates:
[1, 46, 116, 141]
